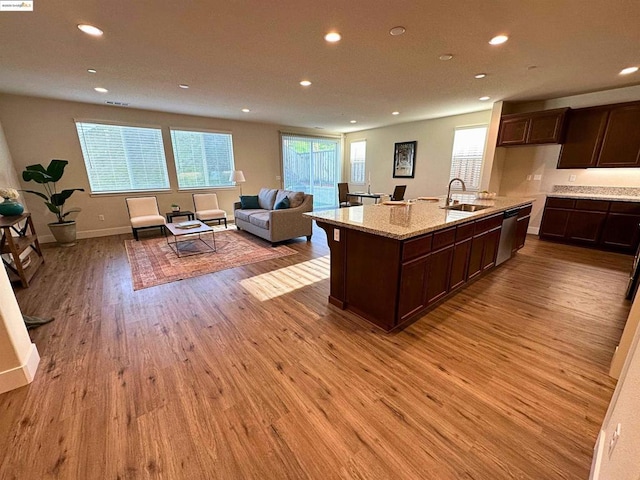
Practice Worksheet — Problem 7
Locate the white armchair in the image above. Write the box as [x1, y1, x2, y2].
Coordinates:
[192, 193, 227, 228]
[125, 196, 166, 240]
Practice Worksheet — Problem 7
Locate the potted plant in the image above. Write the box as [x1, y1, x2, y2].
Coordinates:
[171, 203, 180, 212]
[22, 159, 85, 247]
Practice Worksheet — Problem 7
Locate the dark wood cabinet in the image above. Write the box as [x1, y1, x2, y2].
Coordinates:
[481, 228, 501, 270]
[539, 197, 640, 253]
[514, 205, 532, 252]
[557, 101, 640, 169]
[498, 108, 568, 146]
[468, 213, 503, 278]
[449, 223, 474, 292]
[398, 255, 430, 322]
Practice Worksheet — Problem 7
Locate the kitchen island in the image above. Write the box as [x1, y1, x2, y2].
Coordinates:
[307, 196, 534, 331]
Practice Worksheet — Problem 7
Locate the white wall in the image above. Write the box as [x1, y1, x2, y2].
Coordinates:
[344, 110, 492, 200]
[0, 94, 331, 242]
[498, 85, 640, 230]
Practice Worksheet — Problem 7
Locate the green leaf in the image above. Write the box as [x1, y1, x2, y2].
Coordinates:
[23, 166, 54, 184]
[45, 202, 61, 215]
[51, 189, 84, 206]
[46, 159, 69, 182]
[22, 189, 49, 201]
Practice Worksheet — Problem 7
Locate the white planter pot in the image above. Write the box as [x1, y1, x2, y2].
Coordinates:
[48, 221, 77, 247]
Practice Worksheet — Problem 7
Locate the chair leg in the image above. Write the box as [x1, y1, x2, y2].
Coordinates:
[132, 228, 139, 241]
[224, 218, 227, 228]
[306, 235, 312, 242]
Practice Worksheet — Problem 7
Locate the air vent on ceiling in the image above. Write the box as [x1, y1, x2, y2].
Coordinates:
[105, 101, 130, 107]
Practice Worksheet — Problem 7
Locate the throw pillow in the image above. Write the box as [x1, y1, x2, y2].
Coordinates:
[240, 195, 260, 209]
[275, 196, 290, 210]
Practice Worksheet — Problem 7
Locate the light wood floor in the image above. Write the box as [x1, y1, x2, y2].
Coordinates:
[0, 227, 632, 479]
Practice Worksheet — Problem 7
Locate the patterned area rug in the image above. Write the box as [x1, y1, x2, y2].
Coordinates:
[125, 229, 297, 290]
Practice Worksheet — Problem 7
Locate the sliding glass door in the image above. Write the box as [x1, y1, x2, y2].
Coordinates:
[281, 133, 340, 209]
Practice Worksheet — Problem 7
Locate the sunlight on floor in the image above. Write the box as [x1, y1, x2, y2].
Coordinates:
[239, 255, 330, 301]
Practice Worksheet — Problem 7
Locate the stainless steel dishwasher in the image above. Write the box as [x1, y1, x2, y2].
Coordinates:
[496, 208, 519, 265]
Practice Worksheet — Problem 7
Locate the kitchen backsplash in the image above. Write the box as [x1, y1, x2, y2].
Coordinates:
[552, 185, 640, 196]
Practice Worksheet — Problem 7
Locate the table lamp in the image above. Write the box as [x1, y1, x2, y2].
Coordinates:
[230, 170, 246, 196]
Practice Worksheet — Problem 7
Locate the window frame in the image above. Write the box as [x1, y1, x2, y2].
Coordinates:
[75, 119, 171, 195]
[349, 139, 367, 185]
[449, 124, 489, 192]
[169, 127, 236, 191]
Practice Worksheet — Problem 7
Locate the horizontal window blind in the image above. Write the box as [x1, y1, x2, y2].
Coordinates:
[350, 140, 366, 184]
[449, 126, 488, 191]
[170, 129, 235, 189]
[75, 122, 169, 193]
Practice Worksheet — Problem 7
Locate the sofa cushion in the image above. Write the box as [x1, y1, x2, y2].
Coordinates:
[235, 208, 266, 222]
[258, 188, 278, 210]
[275, 189, 305, 208]
[275, 196, 290, 210]
[240, 195, 260, 209]
[248, 212, 270, 230]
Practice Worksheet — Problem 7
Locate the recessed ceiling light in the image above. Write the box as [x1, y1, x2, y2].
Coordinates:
[241, 108, 251, 113]
[94, 87, 108, 93]
[392, 111, 400, 115]
[620, 66, 639, 75]
[77, 24, 103, 36]
[474, 73, 487, 79]
[324, 32, 341, 43]
[489, 34, 508, 45]
[479, 96, 491, 101]
[87, 68, 97, 74]
[350, 120, 357, 124]
[439, 54, 454, 61]
[300, 80, 312, 87]
[178, 84, 189, 89]
[389, 26, 406, 36]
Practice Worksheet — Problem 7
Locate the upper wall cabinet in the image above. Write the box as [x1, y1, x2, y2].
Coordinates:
[557, 101, 640, 169]
[497, 108, 569, 146]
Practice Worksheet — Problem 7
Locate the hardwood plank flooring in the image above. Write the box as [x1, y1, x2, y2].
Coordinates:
[0, 227, 632, 479]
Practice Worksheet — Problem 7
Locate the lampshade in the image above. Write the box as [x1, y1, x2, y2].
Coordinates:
[230, 170, 246, 183]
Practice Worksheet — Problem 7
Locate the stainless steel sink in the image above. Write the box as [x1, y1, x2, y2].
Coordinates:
[442, 203, 491, 212]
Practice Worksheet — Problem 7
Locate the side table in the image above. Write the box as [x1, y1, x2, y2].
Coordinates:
[166, 210, 195, 223]
[1, 213, 44, 287]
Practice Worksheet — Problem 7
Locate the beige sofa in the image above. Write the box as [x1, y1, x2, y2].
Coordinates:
[233, 188, 313, 245]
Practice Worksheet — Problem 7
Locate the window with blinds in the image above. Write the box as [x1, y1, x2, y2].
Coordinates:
[349, 140, 366, 184]
[449, 125, 488, 191]
[170, 129, 235, 189]
[75, 122, 170, 193]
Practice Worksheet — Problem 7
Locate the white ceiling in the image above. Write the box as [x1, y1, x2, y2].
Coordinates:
[0, 1, 638, 133]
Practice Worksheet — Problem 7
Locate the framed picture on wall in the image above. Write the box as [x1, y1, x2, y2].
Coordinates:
[393, 141, 417, 178]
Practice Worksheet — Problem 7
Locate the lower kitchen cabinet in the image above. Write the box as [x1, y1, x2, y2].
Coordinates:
[514, 205, 532, 251]
[565, 210, 607, 244]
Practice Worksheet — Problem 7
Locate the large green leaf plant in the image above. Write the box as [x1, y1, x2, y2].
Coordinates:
[22, 159, 85, 224]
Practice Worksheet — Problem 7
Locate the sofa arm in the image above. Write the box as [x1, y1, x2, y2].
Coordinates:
[268, 195, 313, 241]
[233, 201, 242, 211]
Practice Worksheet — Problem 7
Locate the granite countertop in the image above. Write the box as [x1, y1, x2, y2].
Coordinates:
[547, 192, 640, 202]
[306, 195, 535, 240]
[548, 185, 640, 203]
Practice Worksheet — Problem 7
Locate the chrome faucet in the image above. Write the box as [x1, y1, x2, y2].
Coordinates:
[447, 178, 466, 205]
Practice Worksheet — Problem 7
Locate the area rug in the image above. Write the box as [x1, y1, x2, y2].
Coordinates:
[125, 230, 297, 290]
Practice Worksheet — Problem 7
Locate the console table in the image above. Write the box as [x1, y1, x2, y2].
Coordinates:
[1, 213, 44, 287]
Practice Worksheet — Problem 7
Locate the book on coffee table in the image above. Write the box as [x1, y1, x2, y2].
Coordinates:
[176, 220, 201, 229]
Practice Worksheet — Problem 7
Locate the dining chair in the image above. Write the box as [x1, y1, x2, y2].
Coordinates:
[193, 193, 228, 228]
[338, 183, 362, 208]
[125, 196, 166, 240]
[391, 185, 407, 201]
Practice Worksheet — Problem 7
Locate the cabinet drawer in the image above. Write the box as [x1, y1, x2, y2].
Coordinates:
[432, 227, 456, 251]
[402, 234, 432, 261]
[518, 205, 532, 218]
[455, 222, 474, 242]
[609, 201, 640, 214]
[474, 214, 502, 235]
[546, 197, 576, 209]
[575, 199, 610, 212]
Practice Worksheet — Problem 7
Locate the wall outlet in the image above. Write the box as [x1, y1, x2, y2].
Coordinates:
[533, 174, 542, 181]
[526, 175, 532, 181]
[608, 423, 621, 457]
[275, 175, 281, 181]
[333, 228, 340, 242]
[569, 175, 577, 182]
[98, 215, 105, 221]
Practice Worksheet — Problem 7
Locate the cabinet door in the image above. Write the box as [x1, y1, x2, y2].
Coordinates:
[481, 228, 501, 270]
[514, 216, 530, 251]
[398, 255, 430, 322]
[426, 245, 454, 304]
[601, 214, 640, 252]
[597, 104, 640, 167]
[498, 116, 529, 146]
[528, 110, 567, 144]
[467, 234, 485, 280]
[539, 208, 571, 239]
[557, 108, 608, 168]
[449, 238, 471, 292]
[565, 211, 607, 244]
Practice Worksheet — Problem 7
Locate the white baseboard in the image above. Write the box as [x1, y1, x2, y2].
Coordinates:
[527, 226, 540, 235]
[0, 343, 40, 394]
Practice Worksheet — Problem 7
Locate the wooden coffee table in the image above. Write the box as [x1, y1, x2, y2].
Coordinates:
[164, 221, 216, 257]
